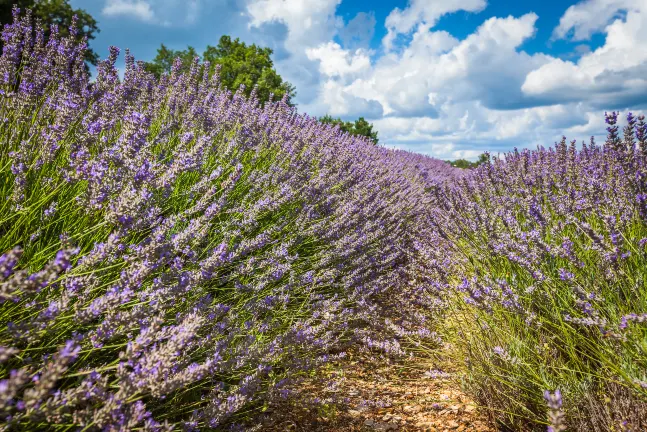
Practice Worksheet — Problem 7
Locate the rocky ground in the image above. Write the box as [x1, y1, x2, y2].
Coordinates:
[262, 352, 495, 432]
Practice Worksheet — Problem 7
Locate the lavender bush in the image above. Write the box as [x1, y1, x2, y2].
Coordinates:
[427, 112, 647, 430]
[0, 8, 458, 430]
[7, 6, 647, 432]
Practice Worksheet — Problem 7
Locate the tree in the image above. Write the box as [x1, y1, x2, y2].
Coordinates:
[352, 117, 379, 145]
[144, 36, 296, 106]
[0, 0, 100, 66]
[319, 114, 352, 134]
[319, 114, 379, 145]
[142, 44, 198, 78]
[447, 153, 488, 169]
[204, 36, 296, 106]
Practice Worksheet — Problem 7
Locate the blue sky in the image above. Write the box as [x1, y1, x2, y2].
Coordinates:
[71, 0, 647, 160]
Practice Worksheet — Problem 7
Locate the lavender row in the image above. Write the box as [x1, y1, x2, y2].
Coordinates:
[0, 8, 458, 431]
[423, 111, 647, 430]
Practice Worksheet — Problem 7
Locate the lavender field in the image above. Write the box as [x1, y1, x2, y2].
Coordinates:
[1, 8, 647, 432]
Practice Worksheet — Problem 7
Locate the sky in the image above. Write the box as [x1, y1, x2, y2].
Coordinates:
[70, 0, 647, 160]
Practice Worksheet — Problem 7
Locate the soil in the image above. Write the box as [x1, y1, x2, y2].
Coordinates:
[261, 352, 496, 432]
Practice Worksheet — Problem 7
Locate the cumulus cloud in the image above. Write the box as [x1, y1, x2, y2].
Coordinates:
[382, 0, 487, 51]
[523, 4, 647, 110]
[560, 44, 592, 59]
[316, 80, 384, 118]
[552, 0, 642, 41]
[338, 12, 376, 49]
[246, 0, 341, 48]
[335, 13, 550, 118]
[373, 101, 602, 159]
[102, 0, 200, 25]
[103, 0, 155, 22]
[306, 42, 372, 78]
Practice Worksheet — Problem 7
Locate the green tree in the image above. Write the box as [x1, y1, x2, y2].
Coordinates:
[144, 36, 296, 106]
[319, 114, 352, 134]
[447, 153, 489, 169]
[0, 0, 100, 66]
[143, 44, 199, 78]
[319, 114, 379, 145]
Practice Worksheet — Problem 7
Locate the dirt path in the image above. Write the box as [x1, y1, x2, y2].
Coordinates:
[262, 353, 495, 432]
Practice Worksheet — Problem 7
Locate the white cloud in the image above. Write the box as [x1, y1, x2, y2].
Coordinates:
[103, 0, 155, 22]
[552, 0, 643, 41]
[338, 12, 376, 49]
[522, 59, 595, 97]
[306, 42, 372, 78]
[338, 13, 545, 118]
[315, 80, 384, 118]
[523, 5, 647, 109]
[102, 0, 201, 25]
[246, 0, 341, 48]
[382, 0, 487, 51]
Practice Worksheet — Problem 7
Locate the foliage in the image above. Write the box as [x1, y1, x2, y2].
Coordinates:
[144, 36, 296, 106]
[0, 1, 99, 65]
[318, 114, 379, 145]
[142, 44, 199, 78]
[0, 11, 456, 430]
[422, 112, 647, 430]
[446, 153, 488, 169]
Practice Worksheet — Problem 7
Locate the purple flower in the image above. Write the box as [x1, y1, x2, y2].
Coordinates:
[558, 268, 574, 281]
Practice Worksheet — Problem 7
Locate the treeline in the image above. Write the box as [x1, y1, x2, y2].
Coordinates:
[446, 153, 488, 169]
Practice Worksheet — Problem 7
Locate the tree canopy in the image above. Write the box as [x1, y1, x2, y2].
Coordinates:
[143, 36, 296, 106]
[143, 38, 384, 143]
[319, 114, 379, 145]
[0, 0, 100, 65]
[447, 153, 489, 169]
